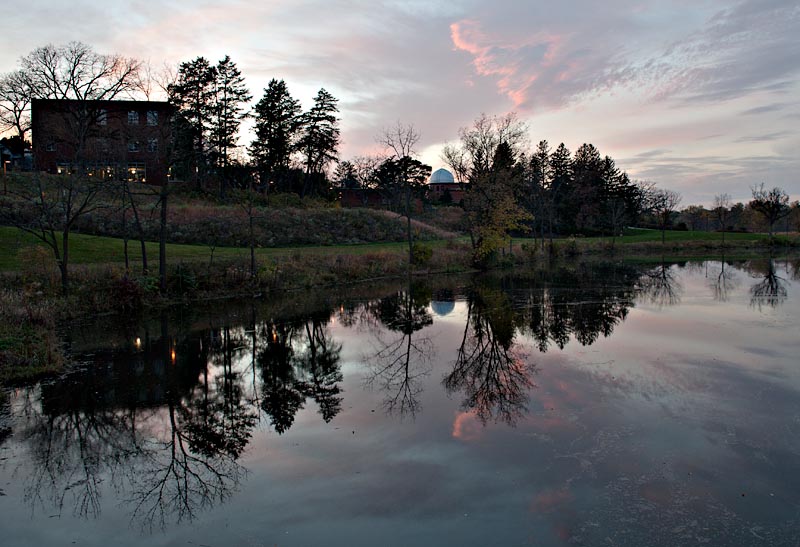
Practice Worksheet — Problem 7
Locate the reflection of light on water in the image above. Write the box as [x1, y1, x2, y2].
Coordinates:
[170, 348, 176, 363]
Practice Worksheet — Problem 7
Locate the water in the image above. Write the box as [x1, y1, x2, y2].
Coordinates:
[1, 259, 799, 546]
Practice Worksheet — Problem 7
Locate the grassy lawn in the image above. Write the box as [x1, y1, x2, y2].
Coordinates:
[1, 224, 792, 273]
[511, 227, 784, 247]
[611, 227, 769, 243]
[0, 225, 451, 271]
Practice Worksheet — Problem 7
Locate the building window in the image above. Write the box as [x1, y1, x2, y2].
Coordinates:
[45, 143, 55, 152]
[97, 109, 107, 125]
[56, 163, 74, 175]
[128, 140, 140, 152]
[87, 165, 116, 180]
[147, 137, 158, 153]
[128, 111, 139, 125]
[146, 111, 158, 126]
[127, 163, 146, 182]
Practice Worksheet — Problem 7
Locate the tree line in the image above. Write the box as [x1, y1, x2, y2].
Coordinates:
[0, 42, 342, 198]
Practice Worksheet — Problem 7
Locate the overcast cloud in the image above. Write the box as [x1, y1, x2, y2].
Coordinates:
[2, 0, 798, 204]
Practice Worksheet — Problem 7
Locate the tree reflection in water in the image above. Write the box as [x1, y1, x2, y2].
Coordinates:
[444, 286, 535, 426]
[749, 259, 788, 309]
[14, 313, 266, 530]
[519, 263, 640, 351]
[708, 258, 740, 302]
[9, 259, 787, 532]
[362, 280, 434, 419]
[258, 313, 343, 433]
[638, 260, 683, 307]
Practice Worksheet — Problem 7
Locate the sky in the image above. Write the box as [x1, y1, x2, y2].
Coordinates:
[2, 0, 799, 205]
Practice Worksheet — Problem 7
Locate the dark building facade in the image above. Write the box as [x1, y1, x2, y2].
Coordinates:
[32, 99, 174, 185]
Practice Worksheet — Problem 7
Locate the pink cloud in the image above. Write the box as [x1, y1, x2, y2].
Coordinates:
[450, 20, 567, 109]
[451, 411, 483, 441]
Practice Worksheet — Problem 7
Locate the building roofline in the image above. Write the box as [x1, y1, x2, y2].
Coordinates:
[31, 98, 172, 107]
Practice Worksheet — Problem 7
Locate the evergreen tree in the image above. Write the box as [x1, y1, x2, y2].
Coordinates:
[168, 57, 217, 188]
[571, 143, 604, 233]
[550, 143, 573, 234]
[297, 88, 340, 197]
[250, 79, 301, 193]
[334, 160, 358, 189]
[211, 55, 251, 196]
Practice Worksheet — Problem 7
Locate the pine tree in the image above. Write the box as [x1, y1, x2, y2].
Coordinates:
[572, 143, 603, 232]
[250, 79, 301, 193]
[297, 88, 340, 197]
[168, 57, 217, 188]
[550, 143, 573, 234]
[211, 55, 251, 196]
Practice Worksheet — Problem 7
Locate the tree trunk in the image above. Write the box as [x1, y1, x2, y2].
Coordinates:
[60, 230, 70, 295]
[249, 211, 256, 280]
[159, 184, 168, 295]
[406, 183, 413, 268]
[122, 203, 129, 273]
[128, 190, 148, 275]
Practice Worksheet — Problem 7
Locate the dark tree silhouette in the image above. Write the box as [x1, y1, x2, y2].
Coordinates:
[443, 286, 535, 425]
[750, 184, 790, 242]
[639, 260, 683, 307]
[363, 282, 434, 418]
[749, 259, 788, 310]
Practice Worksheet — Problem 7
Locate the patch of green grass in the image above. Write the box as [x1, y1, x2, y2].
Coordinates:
[0, 226, 456, 272]
[510, 228, 785, 248]
[614, 228, 767, 243]
[0, 324, 63, 383]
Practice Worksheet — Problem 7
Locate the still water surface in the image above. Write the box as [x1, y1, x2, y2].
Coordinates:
[1, 259, 799, 546]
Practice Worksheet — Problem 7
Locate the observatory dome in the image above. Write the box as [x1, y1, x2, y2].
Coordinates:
[429, 168, 455, 184]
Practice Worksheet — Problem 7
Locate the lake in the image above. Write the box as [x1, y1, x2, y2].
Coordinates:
[1, 258, 799, 546]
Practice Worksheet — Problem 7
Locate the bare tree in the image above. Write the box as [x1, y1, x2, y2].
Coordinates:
[20, 42, 141, 102]
[445, 113, 528, 180]
[651, 188, 682, 245]
[750, 184, 790, 242]
[0, 173, 104, 294]
[0, 70, 33, 140]
[441, 142, 470, 186]
[377, 121, 421, 267]
[713, 193, 732, 247]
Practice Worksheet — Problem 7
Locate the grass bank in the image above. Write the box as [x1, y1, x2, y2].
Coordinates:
[0, 290, 63, 383]
[1, 223, 796, 384]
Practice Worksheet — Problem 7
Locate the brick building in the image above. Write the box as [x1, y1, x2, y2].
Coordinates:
[427, 168, 465, 204]
[32, 99, 174, 185]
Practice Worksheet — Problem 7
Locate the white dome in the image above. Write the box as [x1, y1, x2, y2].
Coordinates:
[429, 168, 455, 184]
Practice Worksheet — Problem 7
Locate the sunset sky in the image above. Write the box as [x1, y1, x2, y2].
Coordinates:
[3, 0, 798, 204]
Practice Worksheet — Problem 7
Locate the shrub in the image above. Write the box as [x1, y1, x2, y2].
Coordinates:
[411, 242, 433, 266]
[110, 276, 145, 313]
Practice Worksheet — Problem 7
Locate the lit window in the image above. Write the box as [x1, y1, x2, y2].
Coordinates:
[97, 109, 107, 125]
[127, 163, 146, 182]
[56, 163, 73, 175]
[128, 111, 139, 125]
[147, 138, 158, 153]
[128, 140, 140, 152]
[146, 111, 158, 126]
